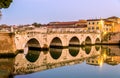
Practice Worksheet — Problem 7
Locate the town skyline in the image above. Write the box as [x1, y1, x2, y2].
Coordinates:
[0, 0, 120, 25]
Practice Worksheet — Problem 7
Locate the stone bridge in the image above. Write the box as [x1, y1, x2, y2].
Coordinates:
[14, 27, 101, 53]
[0, 27, 101, 54]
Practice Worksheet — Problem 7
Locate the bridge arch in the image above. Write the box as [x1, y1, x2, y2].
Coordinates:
[85, 36, 92, 45]
[95, 38, 101, 44]
[50, 37, 63, 48]
[24, 38, 41, 55]
[69, 36, 80, 46]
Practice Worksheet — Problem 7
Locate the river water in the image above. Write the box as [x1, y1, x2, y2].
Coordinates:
[0, 45, 120, 78]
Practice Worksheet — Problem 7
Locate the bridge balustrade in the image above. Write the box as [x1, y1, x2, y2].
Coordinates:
[47, 28, 87, 34]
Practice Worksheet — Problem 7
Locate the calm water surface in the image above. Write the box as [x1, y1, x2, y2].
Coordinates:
[0, 45, 120, 78]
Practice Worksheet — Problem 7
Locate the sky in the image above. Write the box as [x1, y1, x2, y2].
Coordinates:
[0, 0, 120, 25]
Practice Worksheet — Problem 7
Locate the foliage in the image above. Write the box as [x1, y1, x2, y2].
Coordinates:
[32, 22, 41, 27]
[102, 32, 112, 41]
[0, 0, 12, 9]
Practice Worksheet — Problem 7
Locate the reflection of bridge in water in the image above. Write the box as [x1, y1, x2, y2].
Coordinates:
[14, 46, 101, 75]
[1, 45, 120, 78]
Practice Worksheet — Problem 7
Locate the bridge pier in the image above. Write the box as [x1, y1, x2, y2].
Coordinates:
[0, 32, 17, 57]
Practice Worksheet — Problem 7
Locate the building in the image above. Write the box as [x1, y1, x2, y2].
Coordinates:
[48, 20, 87, 28]
[107, 16, 120, 32]
[87, 19, 104, 33]
[114, 24, 120, 32]
[47, 20, 87, 32]
[107, 16, 120, 23]
[87, 16, 120, 33]
[104, 20, 113, 33]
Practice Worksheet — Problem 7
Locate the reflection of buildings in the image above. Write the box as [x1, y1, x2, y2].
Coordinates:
[86, 46, 108, 66]
[105, 46, 120, 65]
[86, 56, 104, 66]
[86, 46, 120, 66]
[86, 54, 120, 66]
[105, 56, 120, 65]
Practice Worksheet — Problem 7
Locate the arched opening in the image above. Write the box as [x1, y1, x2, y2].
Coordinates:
[84, 46, 92, 54]
[85, 36, 92, 45]
[49, 48, 62, 60]
[25, 38, 41, 51]
[95, 38, 101, 44]
[50, 37, 62, 48]
[69, 37, 80, 46]
[24, 38, 41, 62]
[69, 47, 80, 57]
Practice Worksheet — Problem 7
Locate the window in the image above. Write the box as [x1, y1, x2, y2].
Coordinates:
[109, 29, 111, 31]
[88, 27, 91, 30]
[97, 22, 99, 24]
[92, 60, 94, 63]
[106, 28, 108, 31]
[89, 22, 90, 25]
[96, 61, 98, 63]
[96, 27, 99, 30]
[92, 27, 94, 30]
[92, 22, 94, 25]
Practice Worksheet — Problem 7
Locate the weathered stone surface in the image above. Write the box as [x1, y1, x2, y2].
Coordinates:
[0, 32, 16, 54]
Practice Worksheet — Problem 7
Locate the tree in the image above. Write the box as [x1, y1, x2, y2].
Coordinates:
[0, 0, 13, 19]
[0, 0, 13, 9]
[32, 22, 41, 27]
